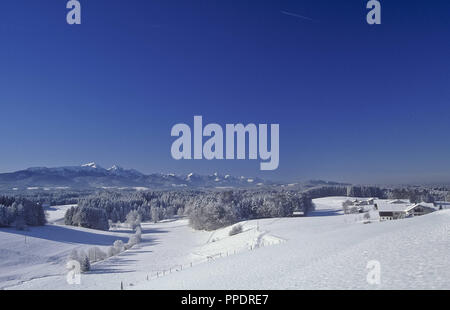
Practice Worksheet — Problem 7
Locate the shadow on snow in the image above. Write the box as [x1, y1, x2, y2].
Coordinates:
[0, 225, 129, 246]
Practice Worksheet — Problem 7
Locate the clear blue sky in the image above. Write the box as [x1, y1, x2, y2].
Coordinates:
[0, 0, 449, 184]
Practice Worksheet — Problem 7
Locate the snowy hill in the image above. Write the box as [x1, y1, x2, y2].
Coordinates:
[0, 223, 131, 289]
[131, 198, 450, 290]
[3, 197, 450, 290]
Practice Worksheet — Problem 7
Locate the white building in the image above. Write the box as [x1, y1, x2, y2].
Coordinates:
[377, 200, 435, 221]
[342, 198, 375, 207]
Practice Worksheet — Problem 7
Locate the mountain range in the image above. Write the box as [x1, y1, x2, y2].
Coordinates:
[0, 163, 275, 191]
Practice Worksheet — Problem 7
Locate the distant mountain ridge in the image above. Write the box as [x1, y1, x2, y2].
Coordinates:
[0, 163, 275, 190]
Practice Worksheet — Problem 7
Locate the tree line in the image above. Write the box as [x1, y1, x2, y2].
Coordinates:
[63, 190, 194, 230]
[0, 196, 46, 229]
[303, 185, 436, 203]
[62, 189, 314, 231]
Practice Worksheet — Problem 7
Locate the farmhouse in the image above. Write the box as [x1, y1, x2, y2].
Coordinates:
[342, 198, 376, 214]
[378, 200, 436, 221]
[342, 198, 375, 207]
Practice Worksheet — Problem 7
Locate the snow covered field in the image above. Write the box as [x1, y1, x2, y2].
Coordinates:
[44, 204, 77, 224]
[1, 197, 449, 290]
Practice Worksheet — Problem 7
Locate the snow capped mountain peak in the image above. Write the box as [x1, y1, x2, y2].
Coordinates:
[105, 164, 144, 177]
[81, 162, 100, 169]
[107, 165, 122, 171]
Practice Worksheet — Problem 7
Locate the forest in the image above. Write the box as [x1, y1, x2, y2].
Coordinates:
[0, 196, 46, 228]
[62, 189, 312, 230]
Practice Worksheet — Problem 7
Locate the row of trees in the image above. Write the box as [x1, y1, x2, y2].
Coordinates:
[62, 190, 199, 230]
[0, 196, 46, 229]
[346, 186, 385, 198]
[386, 188, 435, 203]
[303, 185, 435, 203]
[5, 190, 90, 206]
[75, 191, 191, 225]
[68, 225, 142, 272]
[61, 189, 314, 231]
[302, 185, 385, 200]
[61, 190, 187, 230]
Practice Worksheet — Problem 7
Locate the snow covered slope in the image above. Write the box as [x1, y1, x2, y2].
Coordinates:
[3, 197, 450, 289]
[131, 197, 450, 290]
[45, 204, 77, 224]
[2, 219, 211, 290]
[0, 224, 131, 289]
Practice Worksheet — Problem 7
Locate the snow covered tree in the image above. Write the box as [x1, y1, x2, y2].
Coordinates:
[0, 204, 8, 227]
[177, 207, 185, 217]
[229, 224, 243, 236]
[107, 246, 115, 257]
[113, 240, 124, 253]
[15, 204, 27, 230]
[127, 235, 140, 247]
[151, 207, 160, 223]
[135, 225, 142, 235]
[79, 251, 90, 272]
[125, 210, 141, 230]
[88, 247, 106, 262]
[69, 249, 79, 262]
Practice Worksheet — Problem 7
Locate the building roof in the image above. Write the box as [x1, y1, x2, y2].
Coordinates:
[377, 201, 436, 213]
[411, 202, 436, 210]
[377, 202, 411, 212]
[389, 199, 409, 204]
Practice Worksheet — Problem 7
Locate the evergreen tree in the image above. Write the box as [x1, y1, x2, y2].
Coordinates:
[79, 251, 90, 272]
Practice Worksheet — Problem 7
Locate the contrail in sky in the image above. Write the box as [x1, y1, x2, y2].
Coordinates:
[280, 10, 315, 22]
